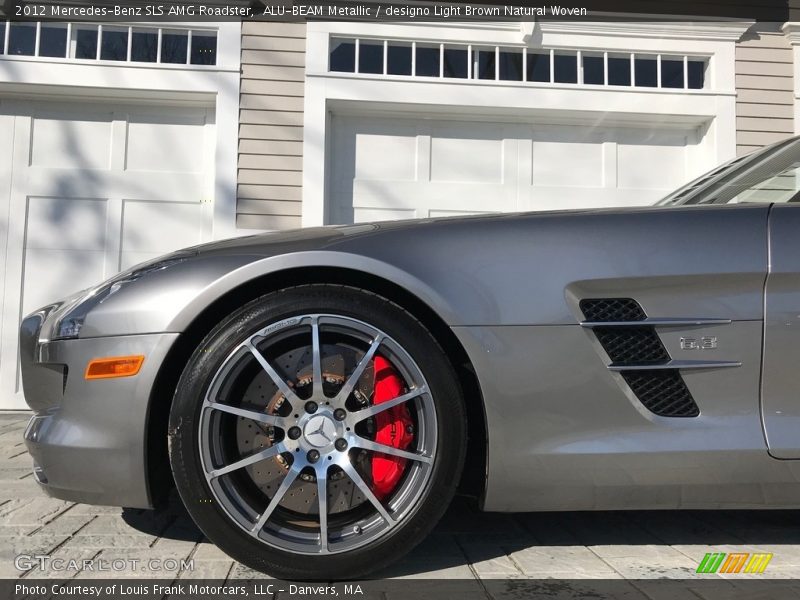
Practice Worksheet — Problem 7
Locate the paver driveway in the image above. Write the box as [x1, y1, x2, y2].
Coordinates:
[3, 412, 800, 592]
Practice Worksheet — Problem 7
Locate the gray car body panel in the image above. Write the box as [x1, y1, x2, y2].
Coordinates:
[762, 204, 800, 459]
[458, 321, 800, 512]
[20, 201, 800, 510]
[22, 332, 178, 508]
[78, 204, 768, 338]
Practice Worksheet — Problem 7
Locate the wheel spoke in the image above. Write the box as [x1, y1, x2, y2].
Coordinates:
[336, 335, 385, 405]
[311, 317, 323, 398]
[251, 462, 302, 534]
[339, 459, 395, 525]
[316, 464, 329, 553]
[202, 313, 437, 554]
[246, 341, 301, 406]
[204, 401, 287, 429]
[209, 444, 284, 479]
[350, 387, 428, 422]
[354, 437, 433, 464]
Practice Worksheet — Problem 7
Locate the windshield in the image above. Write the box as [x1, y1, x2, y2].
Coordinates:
[658, 136, 800, 205]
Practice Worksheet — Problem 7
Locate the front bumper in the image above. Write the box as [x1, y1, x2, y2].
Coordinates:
[20, 309, 178, 508]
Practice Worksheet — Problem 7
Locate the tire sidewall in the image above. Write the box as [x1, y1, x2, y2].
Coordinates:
[169, 285, 466, 580]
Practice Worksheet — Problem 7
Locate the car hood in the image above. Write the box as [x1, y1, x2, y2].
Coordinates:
[190, 205, 670, 258]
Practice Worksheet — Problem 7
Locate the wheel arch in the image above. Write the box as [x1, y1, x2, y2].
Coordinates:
[145, 265, 488, 507]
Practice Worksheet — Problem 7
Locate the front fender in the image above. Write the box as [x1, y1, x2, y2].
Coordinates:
[80, 251, 460, 337]
[168, 251, 462, 331]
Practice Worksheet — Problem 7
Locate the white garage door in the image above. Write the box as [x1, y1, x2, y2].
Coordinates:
[0, 98, 215, 409]
[329, 114, 703, 224]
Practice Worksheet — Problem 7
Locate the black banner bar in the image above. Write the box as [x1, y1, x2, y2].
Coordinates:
[1, 0, 798, 23]
[7, 579, 800, 600]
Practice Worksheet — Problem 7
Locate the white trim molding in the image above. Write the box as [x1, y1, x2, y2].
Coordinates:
[782, 22, 800, 134]
[303, 20, 747, 227]
[782, 21, 800, 44]
[520, 22, 536, 44]
[540, 18, 753, 41]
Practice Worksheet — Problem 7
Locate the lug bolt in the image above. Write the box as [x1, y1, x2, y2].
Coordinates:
[405, 424, 415, 435]
[333, 408, 347, 421]
[287, 426, 301, 440]
[335, 438, 348, 451]
[305, 401, 318, 414]
[307, 449, 320, 463]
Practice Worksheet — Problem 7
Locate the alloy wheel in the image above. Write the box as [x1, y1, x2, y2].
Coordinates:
[198, 314, 437, 555]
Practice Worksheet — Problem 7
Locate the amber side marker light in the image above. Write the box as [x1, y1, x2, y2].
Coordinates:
[85, 355, 145, 380]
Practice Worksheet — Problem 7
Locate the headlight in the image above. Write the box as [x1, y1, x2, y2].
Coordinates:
[51, 252, 194, 340]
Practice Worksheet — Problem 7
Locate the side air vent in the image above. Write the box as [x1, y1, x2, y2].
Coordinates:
[593, 327, 669, 364]
[581, 298, 700, 418]
[621, 371, 699, 418]
[579, 298, 646, 322]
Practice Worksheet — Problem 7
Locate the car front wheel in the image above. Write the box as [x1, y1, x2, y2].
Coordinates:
[168, 285, 466, 580]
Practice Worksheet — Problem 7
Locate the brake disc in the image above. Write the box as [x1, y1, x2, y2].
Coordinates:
[235, 344, 375, 517]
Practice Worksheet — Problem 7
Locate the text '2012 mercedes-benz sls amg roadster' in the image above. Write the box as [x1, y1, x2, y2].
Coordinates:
[19, 137, 800, 579]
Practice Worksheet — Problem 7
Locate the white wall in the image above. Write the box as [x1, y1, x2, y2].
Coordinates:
[0, 20, 241, 240]
[0, 22, 241, 409]
[302, 20, 751, 226]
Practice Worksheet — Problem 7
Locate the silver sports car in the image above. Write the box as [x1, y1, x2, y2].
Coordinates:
[19, 137, 800, 579]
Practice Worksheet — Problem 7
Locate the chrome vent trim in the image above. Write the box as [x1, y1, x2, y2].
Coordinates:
[580, 297, 705, 418]
[581, 317, 732, 328]
[608, 360, 741, 372]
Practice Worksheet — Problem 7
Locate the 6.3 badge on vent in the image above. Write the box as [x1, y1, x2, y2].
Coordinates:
[680, 336, 718, 350]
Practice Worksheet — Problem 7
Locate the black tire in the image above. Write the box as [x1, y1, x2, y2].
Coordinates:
[168, 284, 466, 580]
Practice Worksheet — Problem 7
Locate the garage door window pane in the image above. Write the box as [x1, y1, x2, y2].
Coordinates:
[191, 31, 217, 65]
[499, 50, 523, 81]
[39, 24, 67, 58]
[327, 38, 713, 95]
[101, 27, 128, 61]
[161, 30, 188, 64]
[582, 54, 604, 85]
[688, 60, 706, 89]
[443, 47, 467, 78]
[330, 38, 355, 72]
[415, 45, 440, 77]
[608, 54, 631, 86]
[8, 23, 36, 56]
[131, 29, 158, 62]
[634, 55, 657, 87]
[527, 52, 550, 82]
[359, 41, 383, 74]
[387, 43, 411, 76]
[661, 58, 684, 88]
[473, 48, 496, 80]
[553, 53, 578, 84]
[74, 26, 98, 59]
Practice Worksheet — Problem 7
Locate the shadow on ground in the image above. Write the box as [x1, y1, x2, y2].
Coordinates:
[122, 489, 800, 578]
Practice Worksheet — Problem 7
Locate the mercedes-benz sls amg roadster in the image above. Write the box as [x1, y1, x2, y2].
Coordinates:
[20, 137, 800, 579]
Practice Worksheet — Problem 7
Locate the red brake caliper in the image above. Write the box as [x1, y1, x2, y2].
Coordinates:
[370, 355, 414, 500]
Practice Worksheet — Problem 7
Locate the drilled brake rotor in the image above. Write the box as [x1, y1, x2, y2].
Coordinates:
[235, 344, 375, 517]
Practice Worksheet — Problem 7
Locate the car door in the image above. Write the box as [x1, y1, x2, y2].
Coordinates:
[343, 198, 782, 511]
[762, 204, 800, 458]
